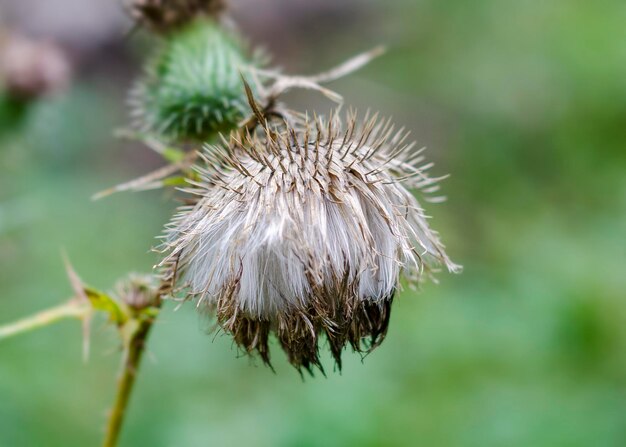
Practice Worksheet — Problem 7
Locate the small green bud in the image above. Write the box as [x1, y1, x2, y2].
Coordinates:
[131, 19, 259, 142]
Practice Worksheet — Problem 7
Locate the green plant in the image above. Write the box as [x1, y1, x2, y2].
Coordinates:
[0, 2, 458, 445]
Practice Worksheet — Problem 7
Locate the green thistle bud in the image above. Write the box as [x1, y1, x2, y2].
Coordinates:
[131, 19, 258, 142]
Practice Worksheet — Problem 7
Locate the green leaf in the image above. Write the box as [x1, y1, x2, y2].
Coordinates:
[162, 176, 188, 187]
[162, 147, 186, 163]
[84, 287, 128, 325]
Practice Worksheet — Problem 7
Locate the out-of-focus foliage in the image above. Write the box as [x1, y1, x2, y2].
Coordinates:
[1, 0, 625, 446]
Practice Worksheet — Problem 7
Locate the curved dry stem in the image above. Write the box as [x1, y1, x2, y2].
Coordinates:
[258, 46, 386, 103]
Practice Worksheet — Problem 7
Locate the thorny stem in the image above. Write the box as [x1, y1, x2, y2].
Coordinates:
[102, 305, 160, 447]
[0, 301, 88, 340]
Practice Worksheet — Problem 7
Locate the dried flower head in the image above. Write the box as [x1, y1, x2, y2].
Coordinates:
[131, 19, 258, 142]
[128, 0, 226, 33]
[161, 112, 460, 372]
[0, 34, 71, 100]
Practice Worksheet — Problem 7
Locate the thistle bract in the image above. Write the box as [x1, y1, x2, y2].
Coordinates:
[161, 113, 460, 372]
[131, 19, 256, 142]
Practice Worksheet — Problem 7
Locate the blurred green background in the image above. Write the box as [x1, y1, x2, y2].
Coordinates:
[1, 0, 625, 446]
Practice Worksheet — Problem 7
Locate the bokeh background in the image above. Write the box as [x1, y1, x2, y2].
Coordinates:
[1, 0, 625, 446]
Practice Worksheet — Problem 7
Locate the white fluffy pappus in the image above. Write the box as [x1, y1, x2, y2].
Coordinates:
[160, 111, 460, 372]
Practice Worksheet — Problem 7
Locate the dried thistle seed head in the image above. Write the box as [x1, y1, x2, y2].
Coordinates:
[130, 19, 259, 142]
[128, 0, 227, 33]
[0, 34, 71, 100]
[161, 112, 460, 372]
[114, 274, 160, 311]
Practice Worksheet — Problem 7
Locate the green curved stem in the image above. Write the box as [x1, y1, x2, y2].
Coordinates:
[0, 302, 87, 340]
[102, 311, 159, 447]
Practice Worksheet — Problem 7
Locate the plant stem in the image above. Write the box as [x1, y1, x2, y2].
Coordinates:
[0, 302, 87, 340]
[102, 312, 158, 447]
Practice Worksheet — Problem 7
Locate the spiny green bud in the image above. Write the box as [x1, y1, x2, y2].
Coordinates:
[131, 19, 259, 142]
